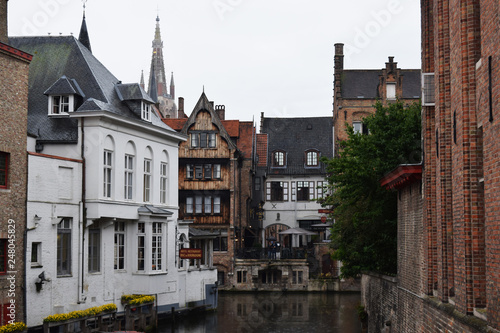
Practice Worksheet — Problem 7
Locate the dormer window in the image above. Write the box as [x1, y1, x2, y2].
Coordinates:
[305, 150, 319, 167]
[272, 151, 286, 167]
[141, 102, 151, 122]
[44, 76, 83, 116]
[49, 95, 74, 115]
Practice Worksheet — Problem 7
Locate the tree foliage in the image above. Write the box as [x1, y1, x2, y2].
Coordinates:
[321, 101, 421, 278]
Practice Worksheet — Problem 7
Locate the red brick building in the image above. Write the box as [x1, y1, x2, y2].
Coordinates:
[366, 1, 500, 332]
[421, 0, 499, 330]
[333, 43, 420, 154]
[0, 0, 32, 324]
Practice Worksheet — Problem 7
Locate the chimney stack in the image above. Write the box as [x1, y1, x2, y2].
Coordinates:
[1, 0, 8, 44]
[334, 43, 344, 73]
[386, 56, 397, 73]
[215, 105, 225, 120]
[177, 97, 185, 118]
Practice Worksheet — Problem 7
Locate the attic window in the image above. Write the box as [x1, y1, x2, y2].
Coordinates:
[386, 83, 396, 100]
[49, 95, 74, 115]
[141, 102, 151, 122]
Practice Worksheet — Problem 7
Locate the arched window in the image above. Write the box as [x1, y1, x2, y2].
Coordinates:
[305, 150, 319, 167]
[103, 135, 115, 198]
[160, 150, 169, 204]
[143, 147, 153, 203]
[272, 151, 286, 167]
[124, 141, 136, 200]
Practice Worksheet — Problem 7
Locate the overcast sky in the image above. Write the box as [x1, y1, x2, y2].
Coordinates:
[8, 0, 421, 125]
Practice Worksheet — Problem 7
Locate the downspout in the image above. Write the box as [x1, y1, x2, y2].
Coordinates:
[23, 151, 28, 324]
[79, 117, 87, 303]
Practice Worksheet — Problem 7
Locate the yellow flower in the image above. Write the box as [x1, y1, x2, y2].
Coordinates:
[43, 304, 117, 323]
[0, 322, 26, 333]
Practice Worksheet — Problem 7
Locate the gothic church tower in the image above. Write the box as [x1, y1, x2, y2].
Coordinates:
[147, 15, 177, 118]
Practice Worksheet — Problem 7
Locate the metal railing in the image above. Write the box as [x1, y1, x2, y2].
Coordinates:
[235, 247, 314, 260]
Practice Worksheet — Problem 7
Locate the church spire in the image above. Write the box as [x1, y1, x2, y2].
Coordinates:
[170, 72, 175, 100]
[78, 0, 92, 52]
[148, 15, 167, 97]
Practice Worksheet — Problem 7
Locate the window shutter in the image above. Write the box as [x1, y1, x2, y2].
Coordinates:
[200, 132, 207, 148]
[283, 182, 289, 201]
[291, 181, 296, 201]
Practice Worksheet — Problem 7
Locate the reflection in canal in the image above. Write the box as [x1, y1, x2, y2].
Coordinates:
[159, 292, 362, 333]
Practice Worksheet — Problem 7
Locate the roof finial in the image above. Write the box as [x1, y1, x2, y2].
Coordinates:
[79, 0, 92, 52]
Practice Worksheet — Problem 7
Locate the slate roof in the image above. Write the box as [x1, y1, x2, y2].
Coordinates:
[189, 227, 219, 239]
[341, 69, 421, 99]
[138, 205, 173, 216]
[261, 116, 333, 175]
[9, 36, 174, 142]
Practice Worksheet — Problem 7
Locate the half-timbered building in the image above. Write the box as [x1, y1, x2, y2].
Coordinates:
[164, 93, 255, 287]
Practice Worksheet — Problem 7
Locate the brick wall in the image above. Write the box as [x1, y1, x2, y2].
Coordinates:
[0, 47, 30, 325]
[476, 0, 500, 327]
[421, 0, 500, 330]
[396, 181, 425, 332]
[361, 273, 398, 332]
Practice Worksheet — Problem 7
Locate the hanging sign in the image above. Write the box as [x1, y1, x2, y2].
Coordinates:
[179, 248, 203, 259]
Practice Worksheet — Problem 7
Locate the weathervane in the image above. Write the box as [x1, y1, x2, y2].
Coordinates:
[82, 0, 87, 15]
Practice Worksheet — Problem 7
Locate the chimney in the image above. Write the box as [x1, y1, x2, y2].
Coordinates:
[215, 105, 225, 120]
[177, 97, 185, 118]
[209, 101, 214, 110]
[386, 56, 397, 73]
[334, 43, 344, 73]
[1, 0, 8, 44]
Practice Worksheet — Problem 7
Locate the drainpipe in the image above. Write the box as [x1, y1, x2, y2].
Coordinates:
[79, 117, 87, 303]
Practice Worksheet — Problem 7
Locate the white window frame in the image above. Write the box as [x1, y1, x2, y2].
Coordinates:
[306, 150, 319, 167]
[143, 158, 152, 202]
[137, 222, 145, 271]
[152, 222, 163, 271]
[103, 150, 113, 198]
[49, 95, 74, 115]
[114, 222, 125, 270]
[57, 218, 72, 276]
[386, 82, 396, 100]
[160, 162, 168, 204]
[124, 154, 134, 200]
[353, 121, 363, 134]
[141, 102, 151, 121]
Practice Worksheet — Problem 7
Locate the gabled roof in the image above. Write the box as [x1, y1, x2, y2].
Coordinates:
[261, 116, 333, 175]
[115, 83, 154, 103]
[180, 92, 238, 151]
[9, 36, 174, 142]
[44, 75, 85, 97]
[341, 69, 421, 99]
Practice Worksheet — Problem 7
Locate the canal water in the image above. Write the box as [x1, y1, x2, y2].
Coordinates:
[159, 292, 362, 333]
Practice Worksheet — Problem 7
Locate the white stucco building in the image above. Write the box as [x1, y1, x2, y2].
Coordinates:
[12, 27, 217, 328]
